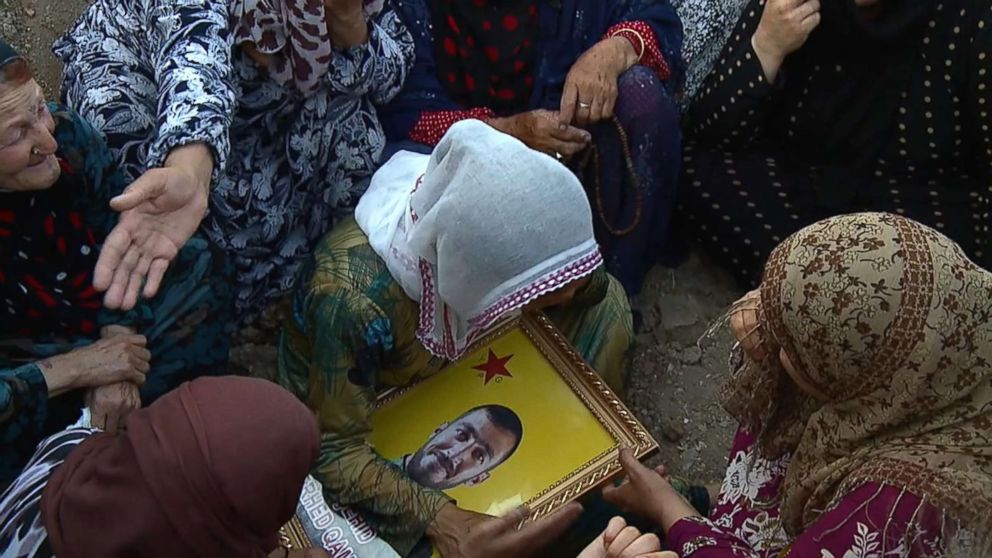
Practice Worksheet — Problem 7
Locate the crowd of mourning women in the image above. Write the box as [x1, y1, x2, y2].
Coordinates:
[0, 0, 989, 556]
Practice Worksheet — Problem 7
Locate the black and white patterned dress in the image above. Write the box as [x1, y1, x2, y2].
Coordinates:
[0, 428, 94, 558]
[54, 0, 415, 318]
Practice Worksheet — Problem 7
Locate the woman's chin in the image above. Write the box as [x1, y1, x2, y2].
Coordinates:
[2, 157, 61, 191]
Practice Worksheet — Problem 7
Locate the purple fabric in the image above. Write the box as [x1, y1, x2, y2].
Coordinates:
[585, 66, 681, 294]
[666, 428, 961, 557]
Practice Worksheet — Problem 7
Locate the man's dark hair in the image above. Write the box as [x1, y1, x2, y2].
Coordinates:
[466, 404, 524, 460]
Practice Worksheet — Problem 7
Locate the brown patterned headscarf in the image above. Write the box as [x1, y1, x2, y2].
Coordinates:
[231, 0, 384, 97]
[721, 212, 992, 536]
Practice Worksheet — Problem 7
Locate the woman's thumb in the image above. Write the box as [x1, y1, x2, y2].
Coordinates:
[110, 171, 165, 211]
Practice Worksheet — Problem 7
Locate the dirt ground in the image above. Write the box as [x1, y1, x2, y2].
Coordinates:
[7, 0, 743, 484]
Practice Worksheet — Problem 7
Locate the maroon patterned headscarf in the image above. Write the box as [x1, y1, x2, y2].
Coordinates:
[430, 0, 540, 114]
[231, 0, 384, 97]
[41, 376, 320, 558]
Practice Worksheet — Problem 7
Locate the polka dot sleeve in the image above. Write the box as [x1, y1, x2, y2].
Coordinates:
[409, 107, 497, 146]
[971, 5, 992, 230]
[606, 21, 671, 81]
[687, 1, 778, 150]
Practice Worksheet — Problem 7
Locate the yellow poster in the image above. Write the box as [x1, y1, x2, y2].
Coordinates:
[370, 327, 615, 517]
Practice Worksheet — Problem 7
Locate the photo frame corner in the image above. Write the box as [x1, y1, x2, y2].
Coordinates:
[512, 312, 661, 522]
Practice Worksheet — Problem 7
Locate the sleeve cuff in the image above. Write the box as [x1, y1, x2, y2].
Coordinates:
[606, 21, 671, 81]
[409, 108, 496, 146]
[0, 362, 51, 444]
[148, 129, 230, 186]
[389, 490, 453, 556]
[667, 516, 721, 556]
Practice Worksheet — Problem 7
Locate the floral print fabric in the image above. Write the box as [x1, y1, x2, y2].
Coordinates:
[55, 0, 415, 318]
[666, 428, 979, 557]
[717, 213, 992, 540]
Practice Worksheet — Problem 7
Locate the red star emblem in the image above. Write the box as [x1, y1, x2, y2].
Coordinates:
[473, 349, 514, 385]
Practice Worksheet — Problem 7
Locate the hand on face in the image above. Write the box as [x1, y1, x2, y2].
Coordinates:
[0, 79, 60, 192]
[93, 143, 212, 311]
[753, 0, 821, 69]
[560, 37, 635, 127]
[487, 109, 590, 161]
[428, 503, 582, 558]
[729, 289, 771, 363]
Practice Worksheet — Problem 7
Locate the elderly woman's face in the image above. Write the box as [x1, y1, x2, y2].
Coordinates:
[0, 78, 59, 191]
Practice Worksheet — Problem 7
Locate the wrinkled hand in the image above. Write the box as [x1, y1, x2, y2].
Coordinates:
[95, 144, 212, 311]
[428, 503, 582, 558]
[488, 110, 591, 160]
[86, 381, 141, 433]
[577, 516, 676, 558]
[752, 0, 821, 81]
[603, 449, 700, 532]
[560, 37, 637, 127]
[44, 334, 150, 391]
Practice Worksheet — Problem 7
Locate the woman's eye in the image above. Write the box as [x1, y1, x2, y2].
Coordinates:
[455, 429, 468, 442]
[0, 127, 24, 148]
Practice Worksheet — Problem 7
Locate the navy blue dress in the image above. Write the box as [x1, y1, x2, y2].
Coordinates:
[380, 0, 687, 295]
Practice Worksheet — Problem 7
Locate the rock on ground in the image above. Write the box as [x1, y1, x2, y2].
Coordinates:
[13, 0, 744, 485]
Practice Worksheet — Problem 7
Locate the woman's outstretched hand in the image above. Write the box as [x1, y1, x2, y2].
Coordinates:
[94, 143, 212, 311]
[602, 449, 701, 533]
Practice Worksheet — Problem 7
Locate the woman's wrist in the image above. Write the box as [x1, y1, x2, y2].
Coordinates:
[165, 143, 214, 198]
[655, 491, 703, 533]
[485, 116, 511, 135]
[326, 11, 369, 48]
[751, 31, 785, 83]
[605, 35, 640, 75]
[37, 355, 80, 397]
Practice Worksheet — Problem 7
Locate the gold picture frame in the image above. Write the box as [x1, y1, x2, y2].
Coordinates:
[281, 312, 657, 551]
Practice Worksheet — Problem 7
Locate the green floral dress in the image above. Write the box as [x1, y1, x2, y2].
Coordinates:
[275, 217, 634, 555]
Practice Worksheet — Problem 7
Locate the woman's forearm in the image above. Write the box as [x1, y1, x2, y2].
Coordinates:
[36, 357, 80, 398]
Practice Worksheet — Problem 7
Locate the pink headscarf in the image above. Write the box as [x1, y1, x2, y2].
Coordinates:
[231, 0, 384, 96]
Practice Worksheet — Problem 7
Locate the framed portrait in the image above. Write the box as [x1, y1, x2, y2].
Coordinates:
[281, 313, 658, 554]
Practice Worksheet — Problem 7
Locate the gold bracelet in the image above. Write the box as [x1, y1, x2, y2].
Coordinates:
[611, 28, 646, 61]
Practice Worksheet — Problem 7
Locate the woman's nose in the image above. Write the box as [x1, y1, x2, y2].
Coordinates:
[32, 122, 57, 156]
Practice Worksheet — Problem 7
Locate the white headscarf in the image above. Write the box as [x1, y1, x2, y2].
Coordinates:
[355, 120, 602, 360]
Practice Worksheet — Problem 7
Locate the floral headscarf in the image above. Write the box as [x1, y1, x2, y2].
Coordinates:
[721, 212, 992, 536]
[230, 0, 384, 97]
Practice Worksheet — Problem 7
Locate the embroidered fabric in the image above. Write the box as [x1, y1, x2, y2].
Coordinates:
[355, 120, 601, 360]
